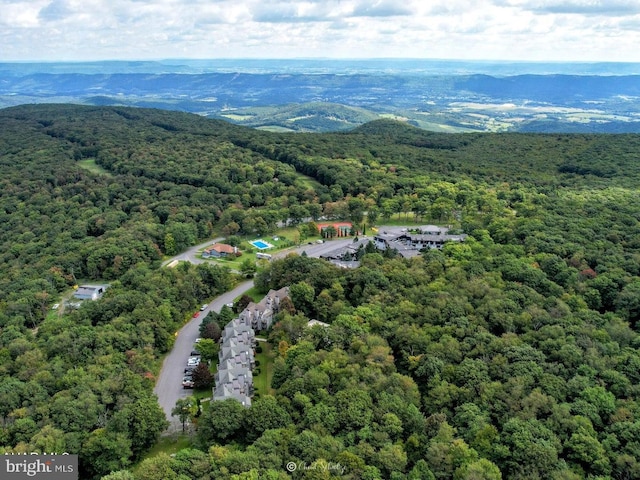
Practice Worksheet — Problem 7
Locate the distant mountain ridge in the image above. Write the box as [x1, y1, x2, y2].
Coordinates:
[1, 60, 640, 133]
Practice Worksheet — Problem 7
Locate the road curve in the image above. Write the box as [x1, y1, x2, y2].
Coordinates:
[154, 280, 254, 431]
[161, 237, 224, 267]
[154, 236, 358, 431]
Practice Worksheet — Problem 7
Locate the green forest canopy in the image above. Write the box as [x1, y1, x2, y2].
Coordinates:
[0, 104, 640, 479]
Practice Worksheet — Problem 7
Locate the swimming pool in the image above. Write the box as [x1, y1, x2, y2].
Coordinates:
[250, 239, 273, 250]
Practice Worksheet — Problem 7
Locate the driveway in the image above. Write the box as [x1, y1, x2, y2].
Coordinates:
[161, 237, 224, 267]
[154, 280, 253, 432]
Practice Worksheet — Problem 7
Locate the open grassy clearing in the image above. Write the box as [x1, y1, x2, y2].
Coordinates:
[295, 172, 323, 189]
[220, 113, 255, 120]
[256, 125, 296, 132]
[77, 158, 113, 176]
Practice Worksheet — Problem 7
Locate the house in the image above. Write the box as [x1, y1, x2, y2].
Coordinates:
[212, 382, 252, 407]
[238, 286, 290, 331]
[219, 357, 253, 372]
[218, 345, 255, 369]
[221, 324, 256, 348]
[202, 243, 238, 258]
[215, 366, 253, 387]
[73, 284, 108, 301]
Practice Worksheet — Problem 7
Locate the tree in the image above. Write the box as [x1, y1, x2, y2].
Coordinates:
[290, 281, 315, 316]
[367, 206, 380, 226]
[191, 362, 214, 389]
[164, 233, 176, 256]
[195, 338, 218, 363]
[348, 197, 367, 225]
[172, 398, 198, 433]
[240, 258, 257, 278]
[29, 425, 67, 454]
[408, 460, 436, 480]
[197, 399, 246, 445]
[565, 430, 611, 476]
[454, 459, 502, 480]
[335, 389, 373, 431]
[81, 428, 132, 479]
[222, 221, 241, 237]
[616, 281, 640, 326]
[245, 396, 292, 441]
[500, 418, 561, 478]
[236, 294, 252, 313]
[135, 453, 184, 480]
[110, 396, 169, 460]
[202, 321, 222, 342]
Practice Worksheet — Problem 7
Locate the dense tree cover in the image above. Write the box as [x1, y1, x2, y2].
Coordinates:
[0, 260, 234, 478]
[1, 105, 640, 479]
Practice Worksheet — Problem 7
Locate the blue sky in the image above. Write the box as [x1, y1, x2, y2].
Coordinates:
[2, 0, 640, 62]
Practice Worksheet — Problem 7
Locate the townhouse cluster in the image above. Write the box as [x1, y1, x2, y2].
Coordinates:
[212, 286, 290, 407]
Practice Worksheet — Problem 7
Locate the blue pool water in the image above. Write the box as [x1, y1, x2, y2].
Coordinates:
[250, 240, 271, 249]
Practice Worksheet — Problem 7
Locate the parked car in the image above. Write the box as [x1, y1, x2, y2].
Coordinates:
[194, 338, 202, 343]
[190, 350, 200, 357]
[187, 356, 200, 367]
[192, 311, 200, 318]
[184, 367, 195, 374]
[182, 375, 194, 389]
[200, 304, 208, 311]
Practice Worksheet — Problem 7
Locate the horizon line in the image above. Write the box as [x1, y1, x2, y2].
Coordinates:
[3, 57, 640, 65]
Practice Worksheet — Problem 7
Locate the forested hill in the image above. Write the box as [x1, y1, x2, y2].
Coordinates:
[2, 104, 640, 479]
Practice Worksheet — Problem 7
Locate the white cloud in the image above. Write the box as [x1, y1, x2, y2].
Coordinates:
[520, 0, 640, 16]
[0, 0, 639, 61]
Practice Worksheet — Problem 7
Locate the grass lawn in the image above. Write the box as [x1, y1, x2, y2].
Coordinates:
[254, 342, 275, 396]
[296, 173, 322, 190]
[240, 285, 267, 303]
[132, 435, 192, 472]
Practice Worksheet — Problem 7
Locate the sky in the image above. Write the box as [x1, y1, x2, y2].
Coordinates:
[2, 0, 640, 62]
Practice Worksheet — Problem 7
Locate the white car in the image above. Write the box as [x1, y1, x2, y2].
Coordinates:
[200, 304, 208, 311]
[187, 356, 200, 367]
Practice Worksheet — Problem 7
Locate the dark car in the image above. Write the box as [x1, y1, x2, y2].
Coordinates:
[184, 366, 195, 374]
[190, 350, 200, 357]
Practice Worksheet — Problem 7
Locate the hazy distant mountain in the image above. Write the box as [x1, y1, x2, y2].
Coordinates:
[1, 59, 640, 133]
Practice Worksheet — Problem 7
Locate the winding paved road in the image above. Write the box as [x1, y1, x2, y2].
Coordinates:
[154, 236, 357, 431]
[154, 280, 254, 432]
